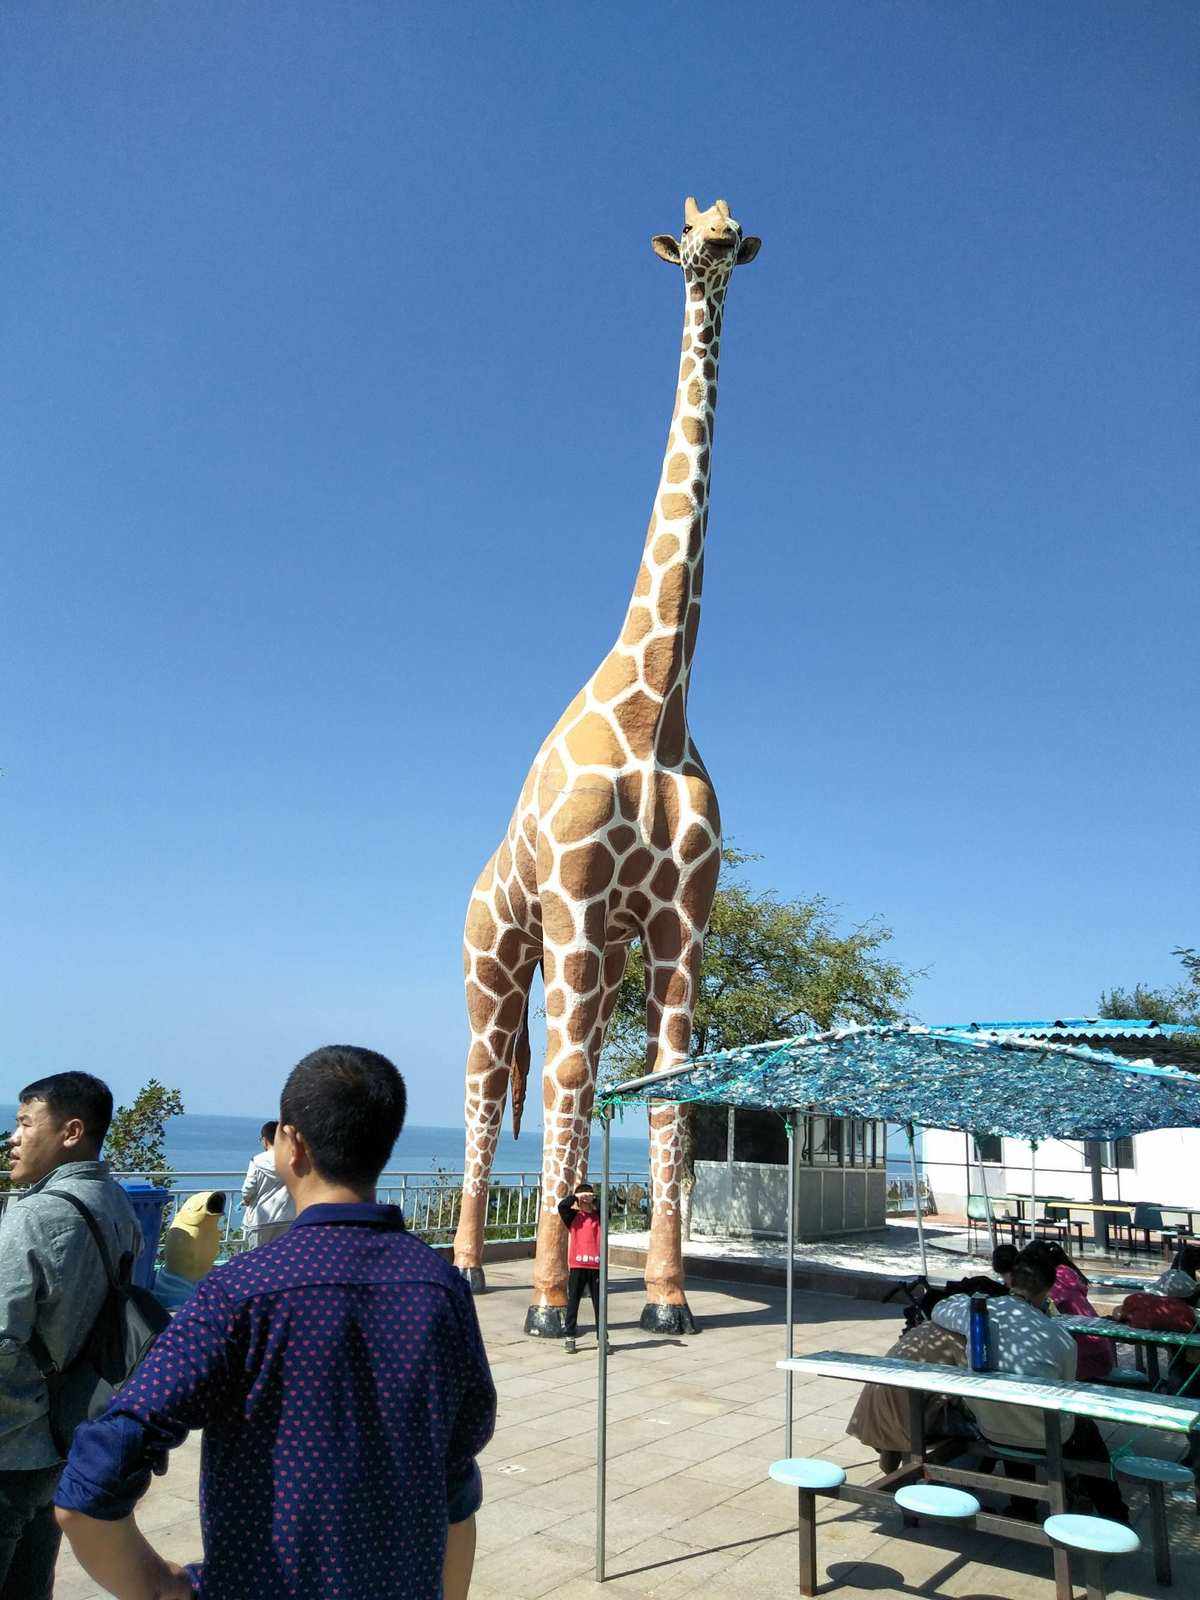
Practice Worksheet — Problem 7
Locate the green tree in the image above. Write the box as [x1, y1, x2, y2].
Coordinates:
[103, 1080, 185, 1188]
[1098, 947, 1200, 1028]
[602, 847, 919, 1228]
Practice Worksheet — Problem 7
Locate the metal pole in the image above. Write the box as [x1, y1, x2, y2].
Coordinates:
[976, 1138, 997, 1254]
[785, 1110, 797, 1457]
[1087, 1141, 1110, 1254]
[907, 1124, 928, 1278]
[1030, 1140, 1038, 1243]
[595, 1113, 611, 1582]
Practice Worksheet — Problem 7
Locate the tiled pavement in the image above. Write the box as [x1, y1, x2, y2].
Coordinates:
[56, 1258, 1199, 1598]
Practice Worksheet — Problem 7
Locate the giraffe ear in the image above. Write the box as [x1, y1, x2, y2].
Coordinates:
[651, 234, 682, 265]
[736, 236, 762, 265]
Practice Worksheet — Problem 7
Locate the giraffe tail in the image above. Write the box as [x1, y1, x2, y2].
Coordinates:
[509, 997, 533, 1139]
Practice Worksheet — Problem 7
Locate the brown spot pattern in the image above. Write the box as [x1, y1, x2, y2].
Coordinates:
[643, 633, 682, 691]
[593, 653, 637, 701]
[551, 787, 615, 842]
[681, 849, 720, 925]
[660, 492, 692, 521]
[613, 690, 658, 758]
[618, 846, 654, 887]
[622, 607, 652, 645]
[565, 713, 625, 769]
[650, 859, 680, 900]
[656, 564, 689, 626]
[563, 950, 599, 992]
[559, 844, 615, 899]
[658, 685, 686, 766]
[615, 772, 642, 819]
[465, 900, 496, 951]
[540, 890, 574, 945]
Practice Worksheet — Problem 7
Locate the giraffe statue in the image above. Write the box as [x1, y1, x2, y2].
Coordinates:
[452, 197, 760, 1336]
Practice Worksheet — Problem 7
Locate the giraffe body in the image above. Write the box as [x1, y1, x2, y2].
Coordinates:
[453, 198, 760, 1331]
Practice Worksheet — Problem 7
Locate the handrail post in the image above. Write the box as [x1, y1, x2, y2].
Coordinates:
[785, 1109, 797, 1457]
[596, 1112, 612, 1581]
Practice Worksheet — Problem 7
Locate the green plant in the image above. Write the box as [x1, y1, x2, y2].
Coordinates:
[104, 1080, 185, 1188]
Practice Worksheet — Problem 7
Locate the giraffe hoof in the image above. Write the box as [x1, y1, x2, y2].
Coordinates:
[639, 1301, 699, 1336]
[458, 1266, 487, 1294]
[523, 1305, 568, 1338]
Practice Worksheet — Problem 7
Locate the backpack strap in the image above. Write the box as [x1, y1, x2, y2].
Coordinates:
[41, 1189, 121, 1292]
[25, 1190, 120, 1381]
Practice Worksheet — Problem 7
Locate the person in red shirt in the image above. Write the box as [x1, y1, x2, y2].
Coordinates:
[556, 1185, 609, 1354]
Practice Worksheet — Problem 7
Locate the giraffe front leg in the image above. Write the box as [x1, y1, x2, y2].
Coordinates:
[453, 930, 539, 1292]
[640, 929, 702, 1335]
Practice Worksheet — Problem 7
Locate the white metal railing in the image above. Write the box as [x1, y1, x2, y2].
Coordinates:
[101, 1168, 650, 1255]
[885, 1173, 935, 1215]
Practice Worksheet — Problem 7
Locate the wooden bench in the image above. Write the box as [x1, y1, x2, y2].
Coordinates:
[778, 1351, 1200, 1600]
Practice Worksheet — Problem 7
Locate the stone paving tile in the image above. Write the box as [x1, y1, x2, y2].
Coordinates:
[52, 1256, 1200, 1599]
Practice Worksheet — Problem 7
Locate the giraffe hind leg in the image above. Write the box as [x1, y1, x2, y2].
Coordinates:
[640, 931, 703, 1335]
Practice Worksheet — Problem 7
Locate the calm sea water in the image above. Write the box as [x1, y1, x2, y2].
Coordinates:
[0, 1107, 649, 1184]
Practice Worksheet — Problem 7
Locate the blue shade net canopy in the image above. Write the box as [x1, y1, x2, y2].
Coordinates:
[596, 1022, 1200, 1142]
[589, 1025, 1200, 1580]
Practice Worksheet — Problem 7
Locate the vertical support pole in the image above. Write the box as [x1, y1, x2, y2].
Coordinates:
[1087, 1141, 1110, 1254]
[976, 1138, 997, 1253]
[595, 1112, 611, 1582]
[785, 1110, 798, 1457]
[1043, 1411, 1072, 1600]
[797, 1489, 817, 1598]
[906, 1124, 928, 1278]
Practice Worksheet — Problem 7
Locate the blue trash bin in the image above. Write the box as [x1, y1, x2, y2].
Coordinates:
[121, 1183, 174, 1289]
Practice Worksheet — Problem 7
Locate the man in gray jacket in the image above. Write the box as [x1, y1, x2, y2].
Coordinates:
[0, 1072, 142, 1598]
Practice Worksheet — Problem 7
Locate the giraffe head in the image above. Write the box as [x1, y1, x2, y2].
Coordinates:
[652, 196, 761, 279]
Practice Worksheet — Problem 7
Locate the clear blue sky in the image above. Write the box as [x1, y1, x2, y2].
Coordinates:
[4, 4, 1197, 1123]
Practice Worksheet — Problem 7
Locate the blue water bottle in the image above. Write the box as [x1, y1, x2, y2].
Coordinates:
[968, 1294, 992, 1372]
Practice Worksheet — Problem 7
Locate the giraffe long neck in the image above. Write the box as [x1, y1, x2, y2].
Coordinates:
[619, 271, 728, 706]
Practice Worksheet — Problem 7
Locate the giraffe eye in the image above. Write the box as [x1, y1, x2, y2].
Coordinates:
[682, 224, 692, 235]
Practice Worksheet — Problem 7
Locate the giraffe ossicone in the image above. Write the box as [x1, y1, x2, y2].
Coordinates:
[452, 196, 761, 1335]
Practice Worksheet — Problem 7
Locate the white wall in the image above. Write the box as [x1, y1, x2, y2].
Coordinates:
[920, 1127, 1200, 1217]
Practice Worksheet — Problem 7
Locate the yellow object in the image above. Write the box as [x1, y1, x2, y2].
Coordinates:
[163, 1190, 224, 1282]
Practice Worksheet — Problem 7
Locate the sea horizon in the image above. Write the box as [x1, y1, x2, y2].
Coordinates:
[0, 1105, 651, 1183]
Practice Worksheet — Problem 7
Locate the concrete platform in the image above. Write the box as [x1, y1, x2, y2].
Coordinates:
[612, 1218, 1167, 1307]
[55, 1257, 1196, 1599]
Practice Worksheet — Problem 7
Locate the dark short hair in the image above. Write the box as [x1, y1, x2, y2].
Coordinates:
[260, 1120, 278, 1144]
[279, 1046, 406, 1188]
[576, 1183, 596, 1196]
[19, 1072, 114, 1149]
[1012, 1255, 1055, 1297]
[991, 1244, 1019, 1275]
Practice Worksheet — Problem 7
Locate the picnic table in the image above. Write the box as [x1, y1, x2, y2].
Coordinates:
[1057, 1313, 1200, 1389]
[779, 1350, 1200, 1600]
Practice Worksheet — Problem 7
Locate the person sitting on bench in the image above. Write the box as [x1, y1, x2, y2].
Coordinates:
[933, 1250, 1129, 1522]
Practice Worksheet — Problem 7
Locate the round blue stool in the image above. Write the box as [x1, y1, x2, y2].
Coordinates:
[769, 1458, 846, 1597]
[894, 1483, 980, 1521]
[1114, 1455, 1193, 1585]
[1044, 1513, 1140, 1600]
[769, 1458, 847, 1491]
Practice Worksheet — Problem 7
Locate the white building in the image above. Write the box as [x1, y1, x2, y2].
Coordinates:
[916, 1019, 1200, 1222]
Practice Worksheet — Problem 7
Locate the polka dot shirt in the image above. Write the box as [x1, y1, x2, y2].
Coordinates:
[56, 1203, 496, 1599]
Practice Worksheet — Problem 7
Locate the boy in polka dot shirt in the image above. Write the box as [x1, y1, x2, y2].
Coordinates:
[55, 1046, 496, 1599]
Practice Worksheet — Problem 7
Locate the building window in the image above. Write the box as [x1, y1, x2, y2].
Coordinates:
[1087, 1137, 1135, 1171]
[974, 1135, 1003, 1164]
[693, 1104, 729, 1163]
[732, 1108, 789, 1165]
